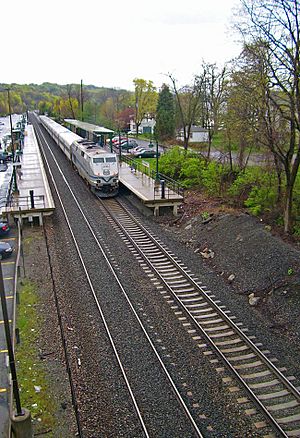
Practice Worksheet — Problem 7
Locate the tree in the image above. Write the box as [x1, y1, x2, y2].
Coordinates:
[224, 51, 264, 171]
[236, 0, 300, 233]
[133, 78, 157, 136]
[117, 107, 135, 131]
[197, 62, 227, 159]
[65, 84, 78, 119]
[168, 74, 205, 151]
[155, 84, 175, 140]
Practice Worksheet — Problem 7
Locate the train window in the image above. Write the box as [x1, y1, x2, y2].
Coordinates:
[106, 157, 116, 163]
[93, 157, 104, 163]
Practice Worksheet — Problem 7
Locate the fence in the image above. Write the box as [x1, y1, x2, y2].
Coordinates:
[7, 193, 45, 210]
[120, 155, 184, 200]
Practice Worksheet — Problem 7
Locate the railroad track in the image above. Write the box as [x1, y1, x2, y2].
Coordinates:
[34, 118, 205, 437]
[98, 197, 300, 438]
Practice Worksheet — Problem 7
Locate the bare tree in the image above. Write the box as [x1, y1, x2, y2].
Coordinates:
[197, 62, 227, 159]
[236, 0, 300, 233]
[168, 74, 205, 151]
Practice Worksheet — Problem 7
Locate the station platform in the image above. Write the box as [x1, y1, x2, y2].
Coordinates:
[119, 161, 183, 216]
[1, 125, 55, 224]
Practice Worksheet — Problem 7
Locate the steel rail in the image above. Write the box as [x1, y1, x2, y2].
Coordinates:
[99, 197, 300, 437]
[34, 119, 204, 438]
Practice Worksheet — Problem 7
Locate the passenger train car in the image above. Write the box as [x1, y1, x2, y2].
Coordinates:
[40, 116, 119, 197]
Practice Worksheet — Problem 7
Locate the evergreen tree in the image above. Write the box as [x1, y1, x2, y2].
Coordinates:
[155, 84, 175, 141]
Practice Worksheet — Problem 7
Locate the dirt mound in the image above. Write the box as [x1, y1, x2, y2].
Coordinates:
[176, 212, 300, 293]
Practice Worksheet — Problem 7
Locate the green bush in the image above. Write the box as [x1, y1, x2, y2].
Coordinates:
[159, 147, 186, 179]
[245, 185, 277, 215]
[227, 167, 277, 214]
[157, 148, 300, 232]
[179, 157, 203, 188]
[201, 161, 224, 196]
[291, 172, 300, 228]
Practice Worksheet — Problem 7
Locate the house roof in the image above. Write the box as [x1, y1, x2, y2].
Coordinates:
[190, 125, 208, 132]
[179, 125, 208, 133]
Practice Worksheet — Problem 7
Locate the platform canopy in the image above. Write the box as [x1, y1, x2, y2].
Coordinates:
[64, 119, 114, 135]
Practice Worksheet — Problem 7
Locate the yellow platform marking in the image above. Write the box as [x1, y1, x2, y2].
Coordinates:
[1, 261, 15, 265]
[0, 349, 8, 353]
[5, 295, 13, 300]
[0, 237, 16, 242]
[3, 277, 13, 281]
[0, 388, 7, 393]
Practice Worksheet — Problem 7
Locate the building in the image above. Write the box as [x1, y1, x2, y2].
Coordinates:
[177, 126, 209, 143]
[129, 116, 156, 135]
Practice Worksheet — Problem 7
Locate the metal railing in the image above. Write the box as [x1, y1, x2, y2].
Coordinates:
[8, 194, 45, 210]
[150, 170, 184, 199]
[120, 155, 184, 200]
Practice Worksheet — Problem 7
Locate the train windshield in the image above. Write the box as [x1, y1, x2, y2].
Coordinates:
[93, 157, 105, 163]
[105, 157, 116, 163]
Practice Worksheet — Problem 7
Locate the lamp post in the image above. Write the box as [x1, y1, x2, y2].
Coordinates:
[118, 130, 122, 161]
[155, 138, 159, 181]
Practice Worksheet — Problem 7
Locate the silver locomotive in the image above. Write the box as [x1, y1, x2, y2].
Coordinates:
[40, 116, 118, 197]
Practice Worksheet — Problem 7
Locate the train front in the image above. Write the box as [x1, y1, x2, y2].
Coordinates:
[91, 152, 119, 197]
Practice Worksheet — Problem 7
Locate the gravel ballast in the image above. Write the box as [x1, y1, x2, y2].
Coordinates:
[24, 118, 300, 436]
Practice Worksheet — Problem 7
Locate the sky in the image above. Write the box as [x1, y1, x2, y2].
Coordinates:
[1, 0, 242, 91]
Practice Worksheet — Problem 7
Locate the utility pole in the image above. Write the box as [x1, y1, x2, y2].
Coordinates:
[7, 88, 18, 192]
[80, 79, 84, 122]
[0, 262, 32, 437]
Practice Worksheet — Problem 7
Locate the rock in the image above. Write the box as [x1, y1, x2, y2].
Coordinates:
[228, 274, 235, 283]
[200, 248, 215, 259]
[185, 224, 192, 230]
[248, 293, 261, 306]
[202, 216, 213, 224]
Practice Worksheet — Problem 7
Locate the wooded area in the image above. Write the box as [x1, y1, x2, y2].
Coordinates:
[1, 0, 299, 235]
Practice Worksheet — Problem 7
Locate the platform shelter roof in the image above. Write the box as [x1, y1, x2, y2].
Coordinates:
[64, 119, 114, 135]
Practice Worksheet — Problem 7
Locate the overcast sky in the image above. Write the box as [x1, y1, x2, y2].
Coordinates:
[2, 0, 241, 91]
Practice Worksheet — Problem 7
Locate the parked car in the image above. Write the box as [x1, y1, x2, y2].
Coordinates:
[121, 140, 138, 150]
[0, 222, 10, 237]
[0, 162, 8, 172]
[134, 149, 161, 158]
[0, 241, 13, 260]
[0, 151, 13, 161]
[107, 136, 127, 145]
[130, 146, 145, 154]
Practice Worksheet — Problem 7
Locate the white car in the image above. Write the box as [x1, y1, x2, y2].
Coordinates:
[130, 146, 145, 154]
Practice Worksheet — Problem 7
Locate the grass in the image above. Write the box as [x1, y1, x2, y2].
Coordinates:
[15, 279, 57, 434]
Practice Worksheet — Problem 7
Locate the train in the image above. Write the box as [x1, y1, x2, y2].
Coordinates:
[39, 116, 119, 197]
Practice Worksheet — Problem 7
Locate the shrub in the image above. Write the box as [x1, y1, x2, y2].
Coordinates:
[244, 185, 276, 215]
[179, 157, 203, 188]
[201, 161, 224, 196]
[227, 167, 277, 214]
[159, 147, 186, 179]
